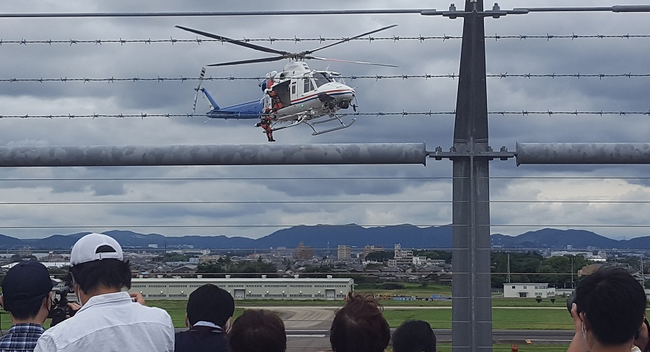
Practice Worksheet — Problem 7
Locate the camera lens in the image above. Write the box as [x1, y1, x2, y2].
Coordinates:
[566, 291, 578, 313]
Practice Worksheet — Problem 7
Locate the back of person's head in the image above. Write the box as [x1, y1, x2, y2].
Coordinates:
[329, 292, 391, 352]
[68, 233, 131, 293]
[228, 309, 287, 352]
[392, 319, 437, 352]
[1, 261, 56, 320]
[186, 284, 234, 327]
[575, 265, 647, 346]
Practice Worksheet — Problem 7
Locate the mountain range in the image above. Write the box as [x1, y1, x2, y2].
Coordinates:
[1, 225, 649, 251]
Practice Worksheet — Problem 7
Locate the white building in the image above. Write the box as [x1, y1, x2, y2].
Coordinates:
[337, 245, 351, 261]
[503, 283, 556, 298]
[387, 244, 413, 267]
[131, 275, 353, 300]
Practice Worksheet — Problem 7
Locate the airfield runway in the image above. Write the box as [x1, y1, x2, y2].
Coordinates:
[240, 306, 574, 352]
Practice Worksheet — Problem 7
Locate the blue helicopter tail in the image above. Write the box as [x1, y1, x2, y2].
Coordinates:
[200, 88, 220, 110]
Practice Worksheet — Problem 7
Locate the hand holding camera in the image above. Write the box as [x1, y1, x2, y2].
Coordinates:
[48, 286, 80, 326]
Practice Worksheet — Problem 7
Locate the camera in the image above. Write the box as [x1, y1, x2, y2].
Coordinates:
[566, 290, 579, 314]
[48, 285, 77, 326]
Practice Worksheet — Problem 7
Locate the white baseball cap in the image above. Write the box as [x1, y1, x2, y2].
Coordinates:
[70, 233, 124, 266]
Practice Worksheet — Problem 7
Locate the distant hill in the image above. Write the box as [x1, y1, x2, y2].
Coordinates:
[492, 228, 623, 249]
[1, 225, 650, 251]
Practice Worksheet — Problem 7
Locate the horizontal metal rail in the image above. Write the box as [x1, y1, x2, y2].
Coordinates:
[0, 143, 427, 167]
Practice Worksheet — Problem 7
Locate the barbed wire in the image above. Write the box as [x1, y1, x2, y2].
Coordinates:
[1, 111, 649, 119]
[0, 223, 647, 229]
[1, 33, 649, 46]
[3, 72, 650, 83]
[0, 200, 647, 205]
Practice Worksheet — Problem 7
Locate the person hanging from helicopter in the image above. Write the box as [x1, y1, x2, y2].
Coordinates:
[256, 93, 275, 142]
[268, 89, 283, 113]
[255, 111, 275, 142]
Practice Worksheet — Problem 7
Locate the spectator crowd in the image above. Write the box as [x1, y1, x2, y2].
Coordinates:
[0, 232, 646, 352]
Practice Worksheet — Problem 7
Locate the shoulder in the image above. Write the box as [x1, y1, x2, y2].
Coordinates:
[133, 303, 173, 322]
[34, 332, 57, 352]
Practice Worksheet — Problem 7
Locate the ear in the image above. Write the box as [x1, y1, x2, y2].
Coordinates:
[43, 292, 53, 308]
[580, 312, 590, 331]
[224, 317, 232, 333]
[0, 295, 4, 309]
[185, 314, 190, 328]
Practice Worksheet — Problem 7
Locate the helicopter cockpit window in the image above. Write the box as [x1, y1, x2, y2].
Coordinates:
[329, 73, 346, 84]
[312, 72, 332, 88]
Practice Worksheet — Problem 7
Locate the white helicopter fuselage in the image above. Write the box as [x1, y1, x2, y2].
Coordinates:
[265, 62, 356, 123]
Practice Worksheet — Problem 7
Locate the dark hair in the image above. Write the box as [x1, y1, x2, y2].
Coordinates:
[69, 259, 131, 294]
[228, 309, 287, 352]
[392, 319, 437, 352]
[575, 266, 647, 346]
[186, 284, 234, 327]
[330, 293, 391, 352]
[4, 295, 48, 321]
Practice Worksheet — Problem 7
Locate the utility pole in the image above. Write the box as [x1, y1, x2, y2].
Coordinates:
[642, 256, 645, 288]
[506, 253, 511, 283]
[571, 256, 575, 289]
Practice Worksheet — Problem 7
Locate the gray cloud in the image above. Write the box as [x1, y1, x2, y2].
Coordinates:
[0, 0, 648, 239]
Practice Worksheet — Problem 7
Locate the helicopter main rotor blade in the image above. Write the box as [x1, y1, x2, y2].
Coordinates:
[305, 24, 398, 55]
[309, 56, 398, 68]
[207, 56, 286, 67]
[176, 25, 289, 56]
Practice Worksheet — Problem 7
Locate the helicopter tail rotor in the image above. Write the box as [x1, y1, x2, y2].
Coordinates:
[351, 94, 359, 113]
[192, 67, 206, 115]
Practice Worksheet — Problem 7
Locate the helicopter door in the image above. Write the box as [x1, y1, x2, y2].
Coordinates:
[273, 80, 291, 107]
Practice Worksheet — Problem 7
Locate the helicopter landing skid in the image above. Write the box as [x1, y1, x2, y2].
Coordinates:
[308, 115, 356, 136]
[269, 119, 303, 132]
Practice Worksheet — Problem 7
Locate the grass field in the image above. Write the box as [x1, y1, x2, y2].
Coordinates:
[380, 307, 573, 330]
[0, 297, 571, 331]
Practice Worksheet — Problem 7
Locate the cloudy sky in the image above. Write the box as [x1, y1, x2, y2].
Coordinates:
[0, 1, 649, 242]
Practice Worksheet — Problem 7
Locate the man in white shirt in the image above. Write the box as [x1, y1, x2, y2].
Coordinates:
[34, 233, 175, 352]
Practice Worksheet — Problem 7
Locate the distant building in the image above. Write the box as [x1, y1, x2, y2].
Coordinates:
[337, 245, 351, 261]
[362, 245, 384, 259]
[294, 242, 313, 260]
[503, 283, 556, 298]
[199, 254, 222, 264]
[130, 275, 353, 300]
[549, 250, 607, 262]
[387, 244, 413, 267]
[271, 247, 293, 259]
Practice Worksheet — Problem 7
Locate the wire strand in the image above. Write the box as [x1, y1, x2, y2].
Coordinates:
[1, 33, 649, 46]
[1, 111, 649, 119]
[3, 73, 650, 83]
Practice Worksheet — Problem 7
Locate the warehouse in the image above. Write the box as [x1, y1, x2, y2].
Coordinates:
[503, 283, 556, 298]
[131, 275, 354, 300]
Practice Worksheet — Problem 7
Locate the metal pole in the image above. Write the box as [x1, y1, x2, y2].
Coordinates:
[507, 253, 511, 283]
[451, 1, 492, 351]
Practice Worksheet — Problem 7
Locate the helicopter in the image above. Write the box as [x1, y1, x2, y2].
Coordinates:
[176, 24, 397, 142]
